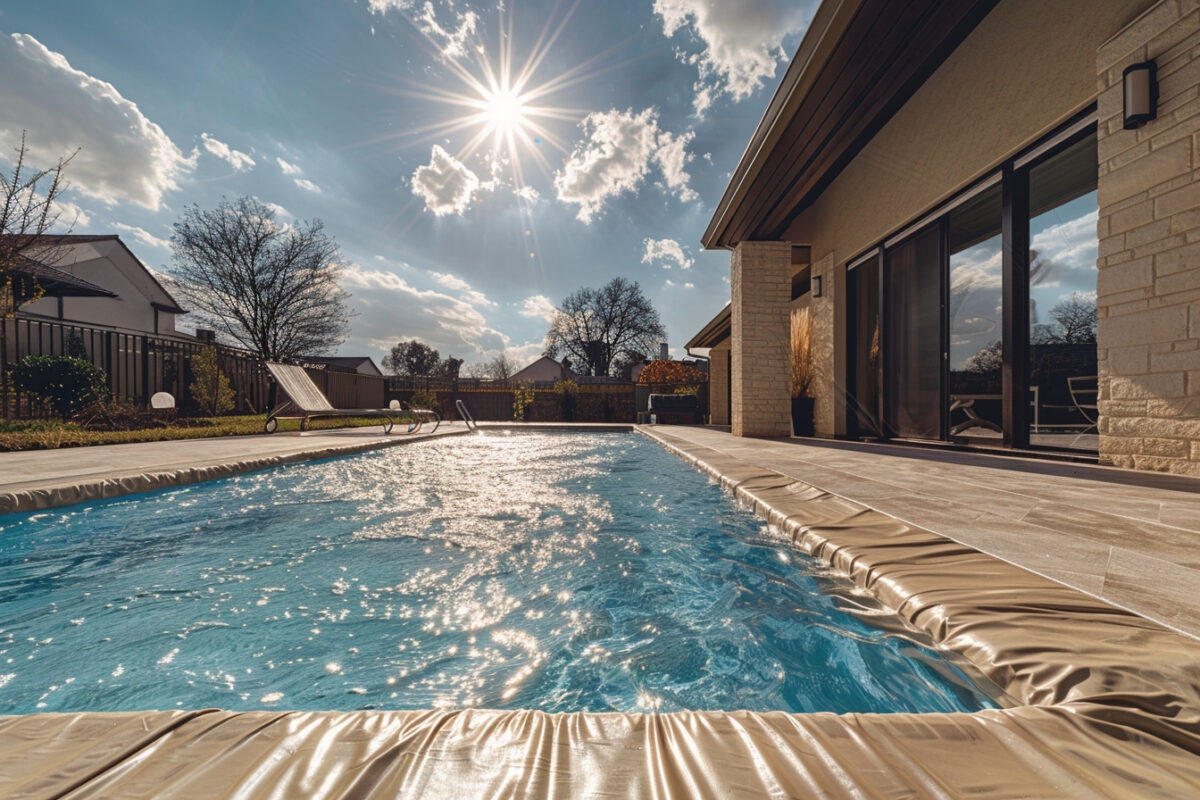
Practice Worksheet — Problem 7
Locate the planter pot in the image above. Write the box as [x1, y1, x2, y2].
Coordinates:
[791, 397, 815, 437]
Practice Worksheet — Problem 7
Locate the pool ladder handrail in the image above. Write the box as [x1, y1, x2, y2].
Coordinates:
[455, 398, 478, 431]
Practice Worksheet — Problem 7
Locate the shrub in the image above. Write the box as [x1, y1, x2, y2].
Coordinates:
[409, 389, 438, 410]
[673, 384, 699, 396]
[637, 359, 706, 385]
[9, 355, 108, 417]
[512, 383, 535, 421]
[189, 346, 235, 415]
[791, 306, 815, 399]
[553, 379, 578, 421]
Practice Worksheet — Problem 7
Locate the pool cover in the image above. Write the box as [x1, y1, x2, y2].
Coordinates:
[1, 428, 1198, 798]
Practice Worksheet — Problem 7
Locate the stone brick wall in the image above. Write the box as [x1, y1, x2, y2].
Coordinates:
[809, 252, 837, 435]
[731, 241, 792, 437]
[1097, 0, 1200, 476]
[709, 340, 731, 426]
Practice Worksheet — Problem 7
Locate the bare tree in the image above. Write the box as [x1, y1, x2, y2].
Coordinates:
[544, 277, 665, 376]
[486, 353, 514, 381]
[1047, 293, 1097, 344]
[170, 196, 350, 360]
[1, 132, 79, 416]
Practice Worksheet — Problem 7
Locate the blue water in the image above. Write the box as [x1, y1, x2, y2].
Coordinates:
[0, 432, 998, 714]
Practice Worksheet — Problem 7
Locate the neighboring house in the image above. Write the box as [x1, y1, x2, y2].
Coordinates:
[511, 355, 572, 383]
[301, 356, 384, 376]
[17, 235, 187, 337]
[685, 304, 730, 426]
[697, 0, 1199, 475]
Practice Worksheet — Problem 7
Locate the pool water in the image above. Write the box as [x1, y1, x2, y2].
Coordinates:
[0, 433, 998, 714]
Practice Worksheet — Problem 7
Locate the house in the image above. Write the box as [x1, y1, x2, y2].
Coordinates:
[18, 235, 187, 337]
[511, 355, 572, 383]
[685, 304, 730, 425]
[697, 0, 1199, 476]
[300, 356, 384, 376]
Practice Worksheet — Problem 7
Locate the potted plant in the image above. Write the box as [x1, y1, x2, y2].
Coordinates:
[791, 306, 816, 436]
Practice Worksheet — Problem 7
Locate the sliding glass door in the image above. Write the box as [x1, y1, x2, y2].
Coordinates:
[883, 226, 942, 439]
[844, 118, 1099, 454]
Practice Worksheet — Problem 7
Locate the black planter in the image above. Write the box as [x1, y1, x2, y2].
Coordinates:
[791, 396, 815, 437]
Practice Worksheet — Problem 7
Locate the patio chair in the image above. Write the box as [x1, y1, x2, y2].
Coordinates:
[1067, 375, 1099, 448]
[263, 362, 439, 434]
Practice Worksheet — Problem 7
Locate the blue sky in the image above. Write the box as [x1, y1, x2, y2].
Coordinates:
[0, 0, 814, 370]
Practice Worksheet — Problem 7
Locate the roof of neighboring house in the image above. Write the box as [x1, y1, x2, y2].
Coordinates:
[702, 0, 997, 249]
[301, 356, 384, 376]
[13, 255, 116, 299]
[14, 234, 187, 314]
[511, 355, 571, 381]
[685, 303, 731, 352]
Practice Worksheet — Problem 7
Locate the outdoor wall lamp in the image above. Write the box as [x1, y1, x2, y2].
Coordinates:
[811, 275, 823, 298]
[1123, 61, 1158, 129]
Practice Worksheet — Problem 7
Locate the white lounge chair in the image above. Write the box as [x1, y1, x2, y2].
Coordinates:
[263, 362, 440, 434]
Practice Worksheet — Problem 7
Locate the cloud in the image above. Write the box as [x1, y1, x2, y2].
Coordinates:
[411, 144, 483, 216]
[254, 197, 292, 220]
[0, 33, 194, 209]
[293, 177, 322, 193]
[654, 0, 811, 113]
[113, 222, 171, 251]
[413, 1, 479, 61]
[642, 237, 693, 270]
[515, 185, 541, 203]
[427, 269, 496, 308]
[518, 294, 557, 324]
[554, 108, 696, 223]
[341, 264, 513, 359]
[276, 157, 303, 176]
[200, 132, 255, 172]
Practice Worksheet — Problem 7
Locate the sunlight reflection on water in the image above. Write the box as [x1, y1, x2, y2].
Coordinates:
[0, 433, 997, 714]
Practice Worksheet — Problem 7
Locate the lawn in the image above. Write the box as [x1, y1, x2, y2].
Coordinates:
[0, 414, 409, 452]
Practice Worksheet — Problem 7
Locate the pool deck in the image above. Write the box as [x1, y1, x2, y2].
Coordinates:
[641, 426, 1200, 640]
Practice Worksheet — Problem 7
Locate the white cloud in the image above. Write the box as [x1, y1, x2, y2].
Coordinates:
[684, 282, 695, 289]
[654, 0, 811, 113]
[113, 222, 171, 251]
[200, 133, 255, 172]
[255, 198, 292, 220]
[414, 1, 479, 61]
[341, 264, 512, 359]
[411, 144, 482, 216]
[665, 279, 677, 287]
[276, 157, 303, 176]
[41, 194, 92, 230]
[427, 270, 496, 308]
[294, 177, 322, 193]
[642, 237, 693, 270]
[515, 185, 541, 203]
[518, 294, 557, 324]
[554, 108, 696, 223]
[0, 33, 194, 209]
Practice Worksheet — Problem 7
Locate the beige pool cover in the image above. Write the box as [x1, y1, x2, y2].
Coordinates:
[2, 429, 1199, 798]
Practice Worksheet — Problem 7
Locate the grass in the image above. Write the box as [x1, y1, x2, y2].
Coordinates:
[0, 414, 409, 452]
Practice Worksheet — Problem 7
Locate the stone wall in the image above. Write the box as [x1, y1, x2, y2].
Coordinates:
[809, 252, 838, 435]
[1097, 0, 1200, 476]
[730, 241, 792, 437]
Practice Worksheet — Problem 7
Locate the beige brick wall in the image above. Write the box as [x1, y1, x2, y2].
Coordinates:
[810, 252, 837, 435]
[1097, 0, 1200, 476]
[731, 241, 792, 437]
[709, 340, 731, 426]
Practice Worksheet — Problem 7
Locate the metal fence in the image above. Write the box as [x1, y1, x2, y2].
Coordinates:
[1, 316, 385, 419]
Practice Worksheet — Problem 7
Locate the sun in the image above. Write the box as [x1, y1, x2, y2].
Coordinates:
[481, 86, 530, 136]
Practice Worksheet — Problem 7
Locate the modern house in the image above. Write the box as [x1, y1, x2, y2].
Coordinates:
[511, 355, 573, 383]
[698, 0, 1200, 476]
[18, 235, 187, 337]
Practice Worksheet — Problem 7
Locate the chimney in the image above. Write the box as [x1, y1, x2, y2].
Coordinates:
[659, 342, 669, 360]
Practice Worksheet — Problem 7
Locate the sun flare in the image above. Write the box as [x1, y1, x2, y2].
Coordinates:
[480, 87, 530, 136]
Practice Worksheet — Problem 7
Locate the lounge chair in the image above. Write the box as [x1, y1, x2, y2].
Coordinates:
[263, 362, 440, 434]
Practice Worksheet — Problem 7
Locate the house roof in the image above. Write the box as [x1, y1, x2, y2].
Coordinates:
[685, 303, 731, 352]
[302, 356, 383, 376]
[702, 0, 997, 250]
[512, 355, 570, 380]
[13, 255, 116, 299]
[18, 234, 187, 314]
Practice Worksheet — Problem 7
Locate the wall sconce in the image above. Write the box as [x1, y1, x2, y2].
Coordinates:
[811, 275, 823, 298]
[1123, 61, 1158, 129]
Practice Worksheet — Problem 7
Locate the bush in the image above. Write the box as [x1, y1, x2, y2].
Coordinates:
[637, 359, 706, 385]
[512, 384, 535, 421]
[9, 355, 108, 417]
[408, 389, 438, 411]
[189, 346, 235, 416]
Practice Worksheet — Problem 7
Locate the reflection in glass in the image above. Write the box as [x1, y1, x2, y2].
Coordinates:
[1027, 133, 1098, 451]
[948, 185, 1003, 439]
[848, 259, 880, 438]
[884, 226, 941, 439]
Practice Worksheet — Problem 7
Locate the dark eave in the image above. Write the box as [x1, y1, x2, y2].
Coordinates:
[685, 303, 731, 351]
[702, 0, 997, 250]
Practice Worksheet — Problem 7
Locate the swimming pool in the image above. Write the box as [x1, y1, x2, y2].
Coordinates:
[0, 432, 998, 715]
